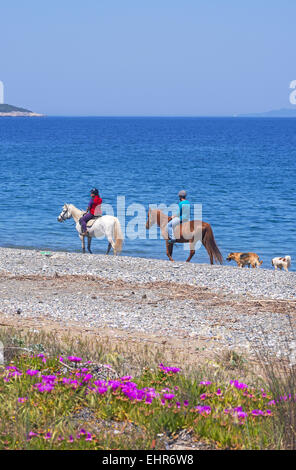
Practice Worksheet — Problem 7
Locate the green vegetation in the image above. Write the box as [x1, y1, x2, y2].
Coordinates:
[0, 327, 295, 450]
[0, 104, 32, 113]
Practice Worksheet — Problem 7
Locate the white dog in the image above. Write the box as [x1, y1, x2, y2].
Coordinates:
[271, 256, 291, 272]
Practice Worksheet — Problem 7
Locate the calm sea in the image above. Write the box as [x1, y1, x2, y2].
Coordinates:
[0, 117, 295, 270]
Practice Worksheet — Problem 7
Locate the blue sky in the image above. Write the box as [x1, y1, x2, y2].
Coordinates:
[0, 1, 294, 115]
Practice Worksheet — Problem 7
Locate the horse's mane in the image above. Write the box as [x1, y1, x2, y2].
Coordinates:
[66, 203, 84, 214]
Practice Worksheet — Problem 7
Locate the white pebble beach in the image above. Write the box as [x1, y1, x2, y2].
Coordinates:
[0, 247, 295, 361]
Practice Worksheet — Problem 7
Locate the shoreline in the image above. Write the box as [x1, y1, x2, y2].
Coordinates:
[0, 112, 44, 117]
[0, 243, 294, 273]
[0, 247, 295, 361]
[0, 246, 295, 298]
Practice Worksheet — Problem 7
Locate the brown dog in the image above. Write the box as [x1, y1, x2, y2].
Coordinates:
[226, 252, 263, 268]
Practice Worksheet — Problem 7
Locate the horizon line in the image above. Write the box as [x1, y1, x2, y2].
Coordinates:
[31, 113, 296, 118]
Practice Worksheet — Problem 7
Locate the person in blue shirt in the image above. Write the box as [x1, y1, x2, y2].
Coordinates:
[167, 190, 190, 243]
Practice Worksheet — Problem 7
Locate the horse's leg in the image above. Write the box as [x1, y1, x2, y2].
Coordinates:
[107, 236, 116, 255]
[166, 240, 174, 262]
[87, 236, 92, 254]
[186, 242, 195, 263]
[80, 235, 86, 253]
[103, 225, 117, 255]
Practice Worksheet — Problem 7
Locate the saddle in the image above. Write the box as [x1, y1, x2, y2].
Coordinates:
[86, 215, 102, 228]
[79, 213, 102, 229]
[167, 216, 184, 240]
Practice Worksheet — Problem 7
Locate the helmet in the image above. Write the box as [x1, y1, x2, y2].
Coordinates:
[90, 188, 99, 195]
[178, 189, 187, 198]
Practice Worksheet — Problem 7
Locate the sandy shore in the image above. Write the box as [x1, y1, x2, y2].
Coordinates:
[0, 247, 295, 361]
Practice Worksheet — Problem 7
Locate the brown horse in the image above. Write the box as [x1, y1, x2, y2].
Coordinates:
[146, 209, 223, 264]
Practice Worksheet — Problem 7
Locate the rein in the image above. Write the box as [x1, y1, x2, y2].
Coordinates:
[60, 205, 85, 223]
[59, 208, 69, 221]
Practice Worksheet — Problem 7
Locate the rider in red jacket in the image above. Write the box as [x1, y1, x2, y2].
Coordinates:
[80, 188, 102, 235]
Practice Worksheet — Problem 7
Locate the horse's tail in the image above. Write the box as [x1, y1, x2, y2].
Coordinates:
[202, 223, 223, 265]
[113, 217, 124, 254]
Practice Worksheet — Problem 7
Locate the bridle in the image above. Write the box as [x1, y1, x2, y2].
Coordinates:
[59, 206, 70, 222]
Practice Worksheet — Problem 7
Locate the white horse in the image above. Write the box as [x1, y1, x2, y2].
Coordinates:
[57, 203, 123, 255]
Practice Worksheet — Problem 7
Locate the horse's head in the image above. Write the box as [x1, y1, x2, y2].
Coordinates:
[57, 204, 72, 222]
[146, 209, 166, 229]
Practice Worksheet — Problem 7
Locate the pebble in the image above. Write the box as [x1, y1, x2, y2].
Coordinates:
[0, 247, 295, 359]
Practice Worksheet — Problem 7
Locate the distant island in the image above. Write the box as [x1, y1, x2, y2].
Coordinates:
[238, 108, 296, 118]
[0, 104, 43, 117]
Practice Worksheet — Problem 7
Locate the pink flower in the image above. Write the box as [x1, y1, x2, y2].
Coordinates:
[230, 380, 248, 390]
[159, 364, 180, 374]
[35, 382, 55, 392]
[26, 369, 40, 376]
[162, 393, 175, 401]
[67, 356, 82, 363]
[231, 407, 248, 419]
[82, 373, 93, 382]
[237, 411, 248, 419]
[251, 409, 264, 416]
[42, 375, 57, 383]
[18, 397, 28, 403]
[195, 405, 211, 415]
[96, 386, 108, 395]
